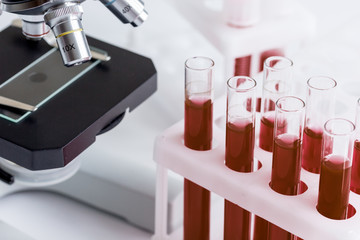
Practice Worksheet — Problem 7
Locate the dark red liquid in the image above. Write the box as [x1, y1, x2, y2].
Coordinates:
[184, 97, 213, 150]
[259, 49, 285, 72]
[254, 216, 269, 240]
[234, 55, 251, 76]
[246, 98, 275, 113]
[347, 204, 357, 218]
[317, 155, 351, 220]
[255, 213, 303, 240]
[247, 97, 261, 113]
[351, 140, 360, 194]
[184, 97, 212, 240]
[268, 223, 295, 240]
[259, 111, 286, 152]
[224, 120, 254, 240]
[255, 218, 302, 240]
[257, 219, 303, 240]
[301, 127, 323, 173]
[268, 134, 301, 240]
[224, 200, 251, 240]
[256, 97, 262, 112]
[184, 179, 210, 240]
[225, 120, 255, 171]
[271, 134, 301, 195]
[267, 99, 276, 112]
[259, 113, 275, 152]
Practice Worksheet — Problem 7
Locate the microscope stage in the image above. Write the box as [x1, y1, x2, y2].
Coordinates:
[0, 26, 157, 170]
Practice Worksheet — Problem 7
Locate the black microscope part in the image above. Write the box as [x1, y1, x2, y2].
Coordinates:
[0, 26, 157, 170]
[97, 112, 126, 135]
[1, 0, 32, 5]
[0, 168, 14, 185]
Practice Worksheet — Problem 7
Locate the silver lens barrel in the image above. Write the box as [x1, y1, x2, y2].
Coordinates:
[44, 3, 91, 66]
[100, 0, 148, 27]
[21, 15, 50, 41]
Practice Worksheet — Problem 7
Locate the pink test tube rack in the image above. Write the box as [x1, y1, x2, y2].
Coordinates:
[152, 95, 360, 240]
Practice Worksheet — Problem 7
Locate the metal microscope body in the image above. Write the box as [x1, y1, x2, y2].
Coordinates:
[0, 0, 148, 66]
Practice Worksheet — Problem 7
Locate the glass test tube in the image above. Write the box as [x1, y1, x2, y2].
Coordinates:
[317, 118, 355, 220]
[302, 76, 337, 173]
[223, 0, 260, 28]
[259, 56, 293, 152]
[268, 96, 305, 240]
[351, 98, 360, 194]
[184, 56, 214, 240]
[254, 56, 293, 240]
[224, 76, 256, 240]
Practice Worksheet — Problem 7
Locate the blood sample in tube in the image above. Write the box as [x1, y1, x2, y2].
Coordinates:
[301, 76, 337, 173]
[184, 56, 214, 240]
[184, 97, 213, 150]
[351, 140, 360, 194]
[268, 96, 305, 240]
[225, 119, 254, 172]
[317, 155, 351, 220]
[317, 118, 354, 220]
[271, 134, 301, 195]
[224, 76, 256, 240]
[301, 127, 323, 173]
[351, 99, 360, 194]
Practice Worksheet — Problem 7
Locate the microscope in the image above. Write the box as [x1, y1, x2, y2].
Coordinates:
[0, 0, 158, 238]
[0, 0, 148, 66]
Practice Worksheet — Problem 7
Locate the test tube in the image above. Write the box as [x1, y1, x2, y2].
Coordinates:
[302, 76, 337, 173]
[351, 98, 360, 194]
[223, 0, 260, 28]
[259, 56, 293, 152]
[254, 57, 293, 240]
[224, 76, 256, 239]
[317, 118, 355, 220]
[268, 96, 305, 240]
[184, 56, 214, 240]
